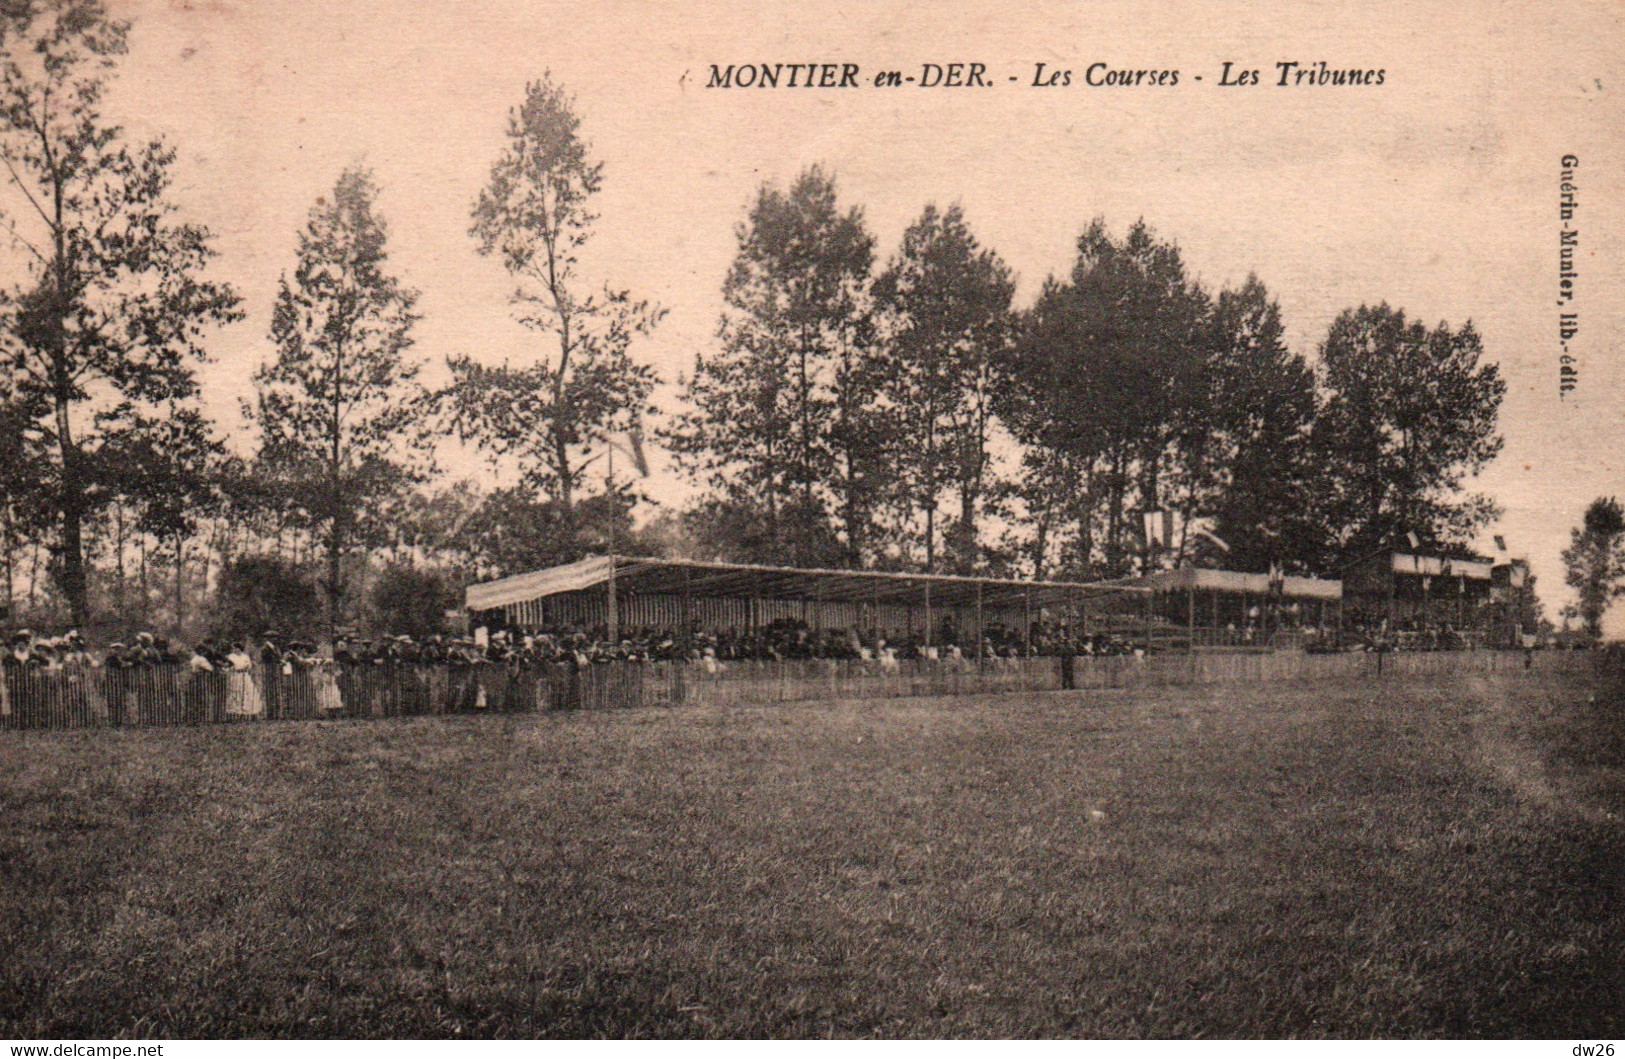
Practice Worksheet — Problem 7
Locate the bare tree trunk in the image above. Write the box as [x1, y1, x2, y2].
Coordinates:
[114, 501, 127, 614]
[326, 511, 345, 639]
[1032, 510, 1049, 581]
[2, 503, 13, 621]
[1106, 449, 1127, 575]
[53, 395, 90, 628]
[1076, 459, 1096, 578]
[27, 537, 41, 610]
[924, 500, 935, 574]
[552, 430, 573, 511]
[173, 534, 185, 638]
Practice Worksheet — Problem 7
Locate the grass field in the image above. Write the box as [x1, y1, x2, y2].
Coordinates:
[1, 669, 1620, 1038]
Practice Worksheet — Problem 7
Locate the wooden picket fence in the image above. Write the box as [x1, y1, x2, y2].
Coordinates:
[0, 648, 1602, 731]
[1064, 644, 1595, 690]
[0, 662, 685, 731]
[675, 656, 1063, 706]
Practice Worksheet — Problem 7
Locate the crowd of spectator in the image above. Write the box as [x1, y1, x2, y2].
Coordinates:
[4, 619, 1122, 727]
[3, 617, 1137, 677]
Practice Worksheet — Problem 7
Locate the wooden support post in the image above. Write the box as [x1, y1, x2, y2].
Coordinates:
[924, 578, 932, 649]
[975, 579, 984, 667]
[681, 567, 692, 654]
[1187, 583, 1196, 652]
[1386, 557, 1396, 632]
[873, 580, 881, 646]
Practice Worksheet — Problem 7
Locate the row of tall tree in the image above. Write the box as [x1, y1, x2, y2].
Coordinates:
[0, 0, 1514, 642]
[0, 1, 666, 637]
[669, 169, 1507, 582]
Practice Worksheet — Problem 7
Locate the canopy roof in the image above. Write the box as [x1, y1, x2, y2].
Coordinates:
[466, 555, 1143, 613]
[1106, 566, 1343, 601]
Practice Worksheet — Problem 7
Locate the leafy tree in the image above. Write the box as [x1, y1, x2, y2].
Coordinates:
[676, 494, 844, 568]
[369, 562, 459, 640]
[1200, 276, 1322, 572]
[1004, 219, 1210, 575]
[247, 166, 429, 633]
[0, 0, 242, 627]
[668, 166, 882, 567]
[991, 446, 1094, 580]
[110, 404, 226, 632]
[1561, 497, 1625, 641]
[449, 487, 639, 582]
[0, 363, 47, 617]
[210, 554, 321, 643]
[874, 204, 1014, 573]
[1312, 303, 1505, 563]
[445, 76, 660, 514]
[1507, 571, 1548, 640]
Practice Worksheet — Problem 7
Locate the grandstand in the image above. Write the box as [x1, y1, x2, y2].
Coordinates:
[1113, 566, 1344, 650]
[466, 546, 1523, 655]
[1341, 548, 1497, 647]
[464, 554, 1144, 652]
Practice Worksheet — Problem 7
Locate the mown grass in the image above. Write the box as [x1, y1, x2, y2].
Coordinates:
[1, 670, 1620, 1038]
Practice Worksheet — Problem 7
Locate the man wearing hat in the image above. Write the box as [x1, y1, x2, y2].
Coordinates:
[131, 631, 160, 667]
[257, 631, 285, 719]
[5, 630, 35, 668]
[102, 641, 133, 727]
[0, 630, 34, 723]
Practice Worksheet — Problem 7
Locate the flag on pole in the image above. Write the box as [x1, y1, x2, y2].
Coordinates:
[1405, 531, 1421, 550]
[1143, 510, 1166, 549]
[626, 421, 650, 478]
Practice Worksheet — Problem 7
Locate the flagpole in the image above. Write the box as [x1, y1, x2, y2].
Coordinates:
[606, 440, 617, 643]
[601, 424, 650, 646]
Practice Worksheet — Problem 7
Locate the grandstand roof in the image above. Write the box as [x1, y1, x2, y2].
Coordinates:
[1106, 566, 1344, 601]
[465, 555, 1144, 613]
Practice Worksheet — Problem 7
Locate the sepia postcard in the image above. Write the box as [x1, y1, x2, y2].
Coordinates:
[0, 0, 1619, 1043]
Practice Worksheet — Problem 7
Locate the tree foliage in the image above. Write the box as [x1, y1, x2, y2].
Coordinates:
[447, 487, 639, 581]
[1312, 303, 1505, 559]
[1561, 496, 1625, 641]
[0, 0, 241, 627]
[210, 554, 321, 643]
[668, 166, 883, 567]
[247, 166, 429, 631]
[1004, 219, 1213, 576]
[1201, 276, 1321, 571]
[1002, 224, 1336, 579]
[444, 76, 660, 514]
[369, 562, 459, 640]
[874, 203, 1014, 573]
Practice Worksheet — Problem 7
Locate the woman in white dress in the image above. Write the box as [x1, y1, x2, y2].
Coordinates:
[225, 644, 263, 717]
[313, 652, 344, 716]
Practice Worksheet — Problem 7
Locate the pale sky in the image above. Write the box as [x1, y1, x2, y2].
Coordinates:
[62, 0, 1625, 619]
